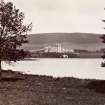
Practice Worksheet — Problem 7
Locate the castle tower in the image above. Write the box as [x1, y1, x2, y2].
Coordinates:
[57, 43, 62, 53]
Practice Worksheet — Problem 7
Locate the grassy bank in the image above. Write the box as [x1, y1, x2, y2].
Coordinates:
[0, 70, 105, 105]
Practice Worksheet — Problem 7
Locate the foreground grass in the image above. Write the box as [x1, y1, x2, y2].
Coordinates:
[0, 70, 105, 105]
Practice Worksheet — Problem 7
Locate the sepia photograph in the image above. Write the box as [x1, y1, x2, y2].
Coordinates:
[0, 0, 105, 105]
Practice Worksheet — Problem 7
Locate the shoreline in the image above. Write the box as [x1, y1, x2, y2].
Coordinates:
[0, 70, 105, 105]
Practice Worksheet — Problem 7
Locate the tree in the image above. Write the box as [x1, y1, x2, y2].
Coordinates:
[100, 16, 105, 67]
[100, 18, 105, 60]
[0, 0, 32, 77]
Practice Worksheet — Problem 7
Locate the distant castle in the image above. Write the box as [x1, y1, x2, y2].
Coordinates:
[44, 43, 74, 53]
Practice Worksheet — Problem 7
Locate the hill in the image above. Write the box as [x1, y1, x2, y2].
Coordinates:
[21, 33, 105, 51]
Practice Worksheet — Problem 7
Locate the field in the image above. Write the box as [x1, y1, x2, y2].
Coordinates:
[0, 70, 105, 105]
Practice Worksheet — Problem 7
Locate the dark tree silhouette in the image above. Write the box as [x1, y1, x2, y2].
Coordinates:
[100, 17, 105, 67]
[100, 18, 105, 59]
[0, 0, 32, 77]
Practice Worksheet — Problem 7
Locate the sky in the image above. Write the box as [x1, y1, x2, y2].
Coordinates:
[3, 0, 105, 34]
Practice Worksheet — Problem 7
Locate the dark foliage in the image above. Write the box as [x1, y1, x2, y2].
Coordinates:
[100, 34, 105, 43]
[101, 20, 105, 60]
[31, 52, 78, 58]
[0, 1, 32, 70]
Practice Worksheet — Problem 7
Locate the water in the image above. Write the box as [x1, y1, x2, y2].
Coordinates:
[2, 58, 105, 80]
